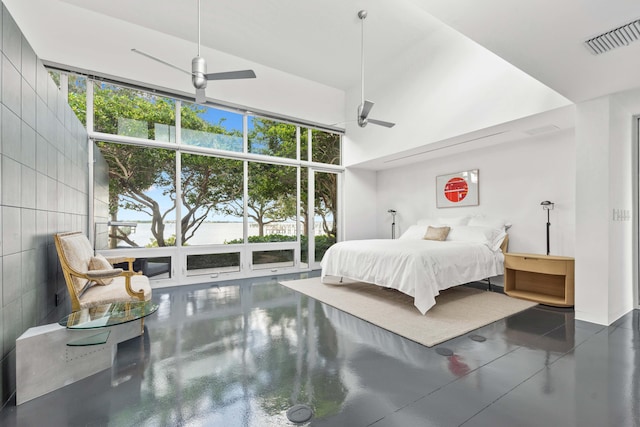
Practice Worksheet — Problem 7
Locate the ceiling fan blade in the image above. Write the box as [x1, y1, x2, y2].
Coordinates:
[359, 100, 374, 119]
[131, 48, 191, 76]
[368, 118, 396, 128]
[205, 69, 257, 81]
[195, 87, 206, 104]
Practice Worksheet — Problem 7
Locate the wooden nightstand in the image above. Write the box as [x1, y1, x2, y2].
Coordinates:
[504, 253, 575, 307]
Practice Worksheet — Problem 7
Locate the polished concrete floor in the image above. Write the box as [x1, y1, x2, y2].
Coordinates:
[1, 272, 638, 426]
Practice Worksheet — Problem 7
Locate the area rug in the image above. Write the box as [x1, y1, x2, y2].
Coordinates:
[279, 277, 538, 347]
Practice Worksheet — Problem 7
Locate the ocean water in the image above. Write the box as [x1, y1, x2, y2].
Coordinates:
[119, 221, 326, 247]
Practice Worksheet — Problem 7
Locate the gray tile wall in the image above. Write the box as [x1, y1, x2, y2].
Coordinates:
[0, 3, 90, 408]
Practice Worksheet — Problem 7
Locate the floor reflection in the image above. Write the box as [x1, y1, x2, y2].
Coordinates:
[2, 274, 638, 427]
[133, 275, 349, 426]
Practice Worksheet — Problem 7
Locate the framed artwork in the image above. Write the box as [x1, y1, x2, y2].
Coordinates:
[436, 169, 479, 208]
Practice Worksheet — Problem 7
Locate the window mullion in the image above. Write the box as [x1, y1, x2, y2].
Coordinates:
[86, 79, 94, 133]
[175, 99, 183, 251]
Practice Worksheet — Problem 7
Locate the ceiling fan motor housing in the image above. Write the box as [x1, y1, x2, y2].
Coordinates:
[192, 56, 207, 89]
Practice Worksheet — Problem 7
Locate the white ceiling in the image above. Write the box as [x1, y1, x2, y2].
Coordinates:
[45, 0, 640, 102]
[408, 0, 640, 103]
[53, 0, 441, 92]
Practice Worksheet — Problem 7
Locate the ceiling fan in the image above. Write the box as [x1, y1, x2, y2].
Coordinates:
[132, 0, 256, 104]
[357, 10, 395, 128]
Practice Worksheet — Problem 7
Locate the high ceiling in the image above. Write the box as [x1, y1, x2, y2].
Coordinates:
[53, 0, 448, 92]
[409, 0, 640, 103]
[41, 0, 640, 102]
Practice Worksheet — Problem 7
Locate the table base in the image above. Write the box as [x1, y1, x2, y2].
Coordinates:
[16, 320, 141, 405]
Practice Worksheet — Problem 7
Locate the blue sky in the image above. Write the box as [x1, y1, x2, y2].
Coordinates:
[197, 105, 259, 133]
[199, 106, 243, 132]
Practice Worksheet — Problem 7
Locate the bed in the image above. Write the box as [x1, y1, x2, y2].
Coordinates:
[320, 216, 509, 315]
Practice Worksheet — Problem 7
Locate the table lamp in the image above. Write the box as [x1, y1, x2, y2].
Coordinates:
[540, 201, 554, 255]
[388, 209, 397, 239]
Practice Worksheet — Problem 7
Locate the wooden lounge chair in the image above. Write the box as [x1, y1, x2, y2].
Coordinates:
[54, 231, 152, 312]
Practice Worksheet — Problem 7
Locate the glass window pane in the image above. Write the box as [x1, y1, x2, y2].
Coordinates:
[315, 171, 337, 260]
[180, 153, 244, 246]
[187, 253, 240, 276]
[248, 117, 296, 159]
[93, 81, 176, 142]
[252, 249, 294, 269]
[48, 70, 61, 88]
[248, 162, 297, 242]
[68, 75, 87, 126]
[181, 103, 243, 152]
[312, 130, 341, 165]
[96, 142, 176, 248]
[93, 145, 110, 250]
[300, 128, 309, 161]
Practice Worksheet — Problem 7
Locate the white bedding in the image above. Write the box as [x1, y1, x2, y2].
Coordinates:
[320, 239, 504, 315]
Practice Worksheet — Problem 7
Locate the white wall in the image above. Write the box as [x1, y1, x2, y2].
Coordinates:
[342, 14, 571, 167]
[607, 96, 635, 323]
[575, 92, 636, 325]
[575, 98, 612, 325]
[341, 167, 378, 241]
[375, 130, 576, 257]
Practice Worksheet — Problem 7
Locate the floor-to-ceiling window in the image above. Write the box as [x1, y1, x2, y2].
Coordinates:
[54, 71, 343, 286]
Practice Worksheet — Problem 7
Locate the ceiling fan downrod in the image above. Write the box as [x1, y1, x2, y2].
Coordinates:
[192, 0, 207, 90]
[355, 9, 395, 129]
[359, 10, 367, 108]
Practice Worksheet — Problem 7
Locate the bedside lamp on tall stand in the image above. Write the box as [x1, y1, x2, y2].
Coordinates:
[540, 201, 554, 255]
[387, 209, 397, 239]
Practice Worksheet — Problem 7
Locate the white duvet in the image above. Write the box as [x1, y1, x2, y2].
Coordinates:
[320, 239, 504, 315]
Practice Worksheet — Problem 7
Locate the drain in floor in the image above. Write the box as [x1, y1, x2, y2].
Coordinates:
[435, 347, 454, 357]
[287, 404, 313, 423]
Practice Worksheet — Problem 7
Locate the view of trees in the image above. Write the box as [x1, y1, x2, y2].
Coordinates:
[65, 79, 340, 249]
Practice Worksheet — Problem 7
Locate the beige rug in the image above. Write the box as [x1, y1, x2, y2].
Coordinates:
[280, 277, 538, 347]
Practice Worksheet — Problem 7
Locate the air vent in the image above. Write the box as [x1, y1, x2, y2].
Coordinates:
[523, 125, 560, 136]
[585, 19, 640, 55]
[383, 131, 509, 164]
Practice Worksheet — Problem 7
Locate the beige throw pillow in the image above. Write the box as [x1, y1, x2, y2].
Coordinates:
[89, 254, 115, 285]
[423, 226, 451, 241]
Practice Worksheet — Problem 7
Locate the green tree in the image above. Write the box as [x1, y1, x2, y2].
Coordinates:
[101, 143, 175, 247]
[180, 154, 243, 245]
[248, 162, 297, 237]
[243, 120, 339, 241]
[218, 161, 297, 238]
[240, 119, 299, 237]
[64, 74, 340, 248]
[311, 131, 340, 239]
[69, 82, 244, 247]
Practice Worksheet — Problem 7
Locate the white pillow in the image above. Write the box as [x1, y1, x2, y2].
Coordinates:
[398, 224, 429, 240]
[437, 216, 470, 226]
[447, 225, 507, 252]
[468, 216, 510, 230]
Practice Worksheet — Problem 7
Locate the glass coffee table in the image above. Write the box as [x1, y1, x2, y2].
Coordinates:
[59, 300, 158, 346]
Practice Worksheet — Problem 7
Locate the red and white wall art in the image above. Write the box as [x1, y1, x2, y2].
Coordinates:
[436, 169, 479, 208]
